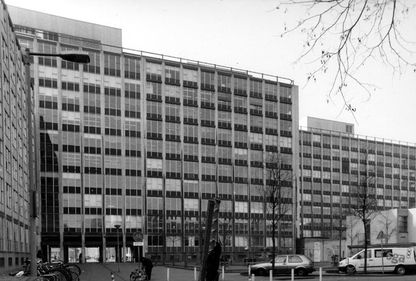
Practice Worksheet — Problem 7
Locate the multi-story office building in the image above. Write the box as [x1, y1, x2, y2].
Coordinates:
[299, 117, 416, 260]
[0, 0, 31, 272]
[9, 6, 300, 263]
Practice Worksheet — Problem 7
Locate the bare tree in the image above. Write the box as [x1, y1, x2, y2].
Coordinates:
[377, 212, 396, 244]
[261, 153, 292, 274]
[278, 0, 416, 113]
[350, 154, 378, 274]
[345, 215, 360, 254]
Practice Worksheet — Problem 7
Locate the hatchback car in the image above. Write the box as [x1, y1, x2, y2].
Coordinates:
[250, 255, 315, 276]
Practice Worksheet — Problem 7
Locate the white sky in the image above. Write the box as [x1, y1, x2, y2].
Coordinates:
[6, 0, 416, 144]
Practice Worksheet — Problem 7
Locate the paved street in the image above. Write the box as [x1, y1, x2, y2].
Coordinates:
[74, 263, 416, 281]
[2, 263, 416, 281]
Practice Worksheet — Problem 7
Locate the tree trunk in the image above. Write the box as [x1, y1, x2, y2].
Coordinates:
[271, 206, 276, 274]
[363, 218, 368, 274]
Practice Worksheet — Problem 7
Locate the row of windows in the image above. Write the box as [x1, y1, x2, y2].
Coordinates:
[37, 82, 140, 101]
[36, 52, 292, 104]
[301, 149, 416, 163]
[301, 133, 416, 156]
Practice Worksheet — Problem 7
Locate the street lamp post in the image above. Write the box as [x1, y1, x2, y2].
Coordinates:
[114, 224, 121, 273]
[22, 48, 89, 276]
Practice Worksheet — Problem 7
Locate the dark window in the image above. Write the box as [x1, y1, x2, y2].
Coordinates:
[61, 81, 80, 91]
[398, 216, 408, 233]
[105, 148, 122, 156]
[124, 56, 141, 80]
[39, 100, 58, 109]
[84, 106, 101, 114]
[62, 124, 80, 132]
[105, 128, 122, 136]
[63, 145, 80, 153]
[105, 87, 121, 97]
[82, 49, 101, 74]
[125, 150, 141, 157]
[83, 83, 101, 94]
[105, 108, 121, 116]
[84, 146, 101, 154]
[39, 77, 58, 88]
[62, 103, 80, 112]
[125, 130, 141, 138]
[84, 126, 101, 134]
[40, 121, 58, 130]
[104, 52, 121, 77]
[126, 169, 141, 176]
[105, 168, 122, 175]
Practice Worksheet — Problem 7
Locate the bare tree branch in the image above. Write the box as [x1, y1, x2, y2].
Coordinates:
[260, 153, 292, 272]
[279, 0, 416, 114]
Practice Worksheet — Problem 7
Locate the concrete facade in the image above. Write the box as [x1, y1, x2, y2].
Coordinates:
[0, 0, 30, 274]
[346, 208, 416, 255]
[298, 118, 416, 261]
[8, 6, 299, 265]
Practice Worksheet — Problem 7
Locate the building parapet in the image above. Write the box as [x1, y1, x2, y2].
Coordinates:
[299, 126, 416, 148]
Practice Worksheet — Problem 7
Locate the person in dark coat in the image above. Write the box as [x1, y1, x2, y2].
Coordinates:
[206, 240, 222, 281]
[37, 250, 44, 262]
[140, 256, 153, 280]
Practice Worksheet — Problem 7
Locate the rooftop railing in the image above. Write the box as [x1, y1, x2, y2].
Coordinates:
[299, 126, 416, 148]
[15, 25, 294, 86]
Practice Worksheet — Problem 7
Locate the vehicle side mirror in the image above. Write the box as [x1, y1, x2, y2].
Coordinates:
[357, 255, 361, 259]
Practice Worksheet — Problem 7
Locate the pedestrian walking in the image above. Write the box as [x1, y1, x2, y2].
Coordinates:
[140, 256, 153, 280]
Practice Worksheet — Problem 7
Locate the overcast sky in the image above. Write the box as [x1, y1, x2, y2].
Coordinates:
[6, 0, 416, 144]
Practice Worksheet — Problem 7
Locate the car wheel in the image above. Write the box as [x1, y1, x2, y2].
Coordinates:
[396, 265, 406, 275]
[296, 268, 307, 276]
[346, 265, 356, 275]
[256, 268, 267, 276]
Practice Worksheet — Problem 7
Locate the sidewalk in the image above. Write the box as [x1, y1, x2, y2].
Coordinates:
[78, 263, 402, 281]
[165, 261, 336, 273]
[1, 262, 402, 281]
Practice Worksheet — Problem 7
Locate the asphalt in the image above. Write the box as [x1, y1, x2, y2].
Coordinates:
[0, 262, 410, 281]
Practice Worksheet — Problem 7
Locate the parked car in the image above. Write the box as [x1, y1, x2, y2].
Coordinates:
[250, 255, 315, 276]
[338, 246, 416, 275]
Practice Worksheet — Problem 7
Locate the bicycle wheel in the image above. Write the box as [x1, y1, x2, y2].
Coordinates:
[49, 268, 72, 281]
[133, 274, 148, 281]
[70, 271, 80, 281]
[34, 277, 52, 281]
[65, 264, 82, 276]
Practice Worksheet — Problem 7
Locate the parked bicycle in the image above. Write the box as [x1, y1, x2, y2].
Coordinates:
[9, 259, 81, 281]
[130, 265, 148, 281]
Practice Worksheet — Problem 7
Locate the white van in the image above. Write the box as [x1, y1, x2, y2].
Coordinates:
[338, 246, 416, 275]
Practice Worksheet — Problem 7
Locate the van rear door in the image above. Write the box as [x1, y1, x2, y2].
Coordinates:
[413, 247, 416, 262]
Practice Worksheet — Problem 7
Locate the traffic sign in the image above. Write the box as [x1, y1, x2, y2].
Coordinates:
[133, 232, 143, 242]
[133, 241, 144, 246]
[377, 231, 385, 240]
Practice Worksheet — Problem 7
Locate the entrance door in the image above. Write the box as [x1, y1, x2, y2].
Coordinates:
[68, 247, 81, 263]
[125, 247, 132, 262]
[85, 247, 100, 263]
[50, 247, 62, 262]
[106, 247, 116, 262]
